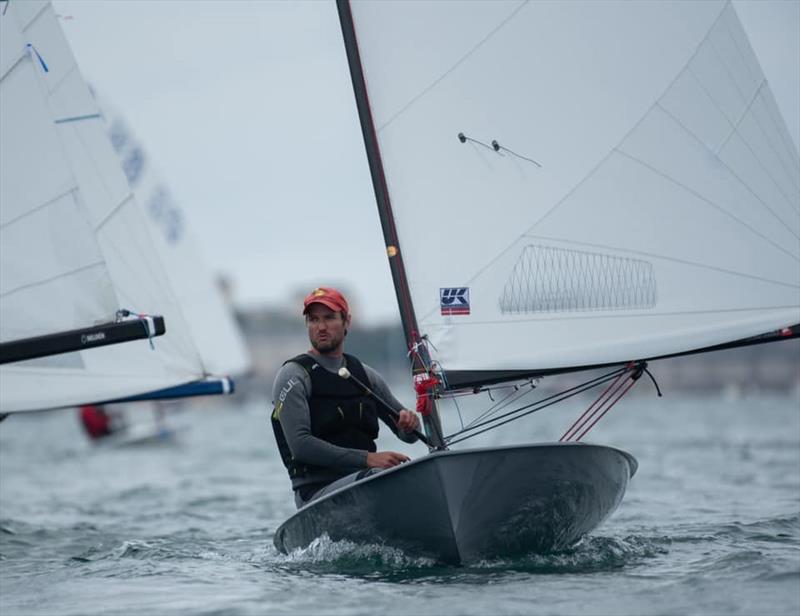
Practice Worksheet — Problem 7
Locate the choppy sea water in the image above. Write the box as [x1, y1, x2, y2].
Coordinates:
[1, 389, 798, 616]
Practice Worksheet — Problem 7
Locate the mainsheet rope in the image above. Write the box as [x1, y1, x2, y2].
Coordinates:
[443, 365, 632, 446]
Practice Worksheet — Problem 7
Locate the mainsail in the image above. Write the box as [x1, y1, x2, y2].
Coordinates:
[339, 0, 799, 391]
[0, 1, 213, 412]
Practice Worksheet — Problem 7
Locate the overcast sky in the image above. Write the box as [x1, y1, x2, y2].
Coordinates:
[54, 0, 800, 325]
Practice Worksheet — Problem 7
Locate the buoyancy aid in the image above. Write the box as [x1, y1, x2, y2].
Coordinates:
[271, 353, 379, 480]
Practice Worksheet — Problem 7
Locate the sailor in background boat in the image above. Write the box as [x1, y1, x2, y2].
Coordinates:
[78, 404, 126, 441]
[271, 287, 421, 508]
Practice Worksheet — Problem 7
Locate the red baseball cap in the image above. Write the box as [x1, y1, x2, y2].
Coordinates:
[302, 287, 350, 315]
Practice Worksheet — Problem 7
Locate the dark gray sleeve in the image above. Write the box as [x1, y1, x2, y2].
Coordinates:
[363, 364, 420, 444]
[272, 362, 368, 469]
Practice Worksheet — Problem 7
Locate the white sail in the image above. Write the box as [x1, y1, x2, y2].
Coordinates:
[0, 1, 207, 412]
[347, 0, 800, 382]
[100, 100, 251, 378]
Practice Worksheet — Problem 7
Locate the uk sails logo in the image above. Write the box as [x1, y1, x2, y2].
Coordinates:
[440, 288, 470, 315]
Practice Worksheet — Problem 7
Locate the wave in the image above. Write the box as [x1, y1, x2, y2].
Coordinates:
[270, 532, 668, 579]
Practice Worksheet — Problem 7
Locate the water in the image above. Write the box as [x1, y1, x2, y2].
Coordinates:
[1, 391, 798, 616]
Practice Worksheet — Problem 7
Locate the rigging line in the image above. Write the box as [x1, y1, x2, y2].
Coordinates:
[0, 261, 105, 299]
[492, 141, 542, 167]
[464, 386, 539, 432]
[445, 369, 627, 446]
[464, 384, 526, 428]
[438, 380, 530, 399]
[616, 145, 800, 257]
[686, 66, 800, 213]
[463, 381, 537, 431]
[433, 365, 467, 430]
[658, 91, 799, 232]
[643, 366, 662, 397]
[574, 376, 639, 441]
[458, 133, 543, 168]
[446, 366, 627, 442]
[116, 309, 157, 350]
[116, 284, 203, 367]
[0, 186, 77, 230]
[377, 0, 530, 132]
[458, 387, 519, 431]
[1, 1, 8, 17]
[707, 24, 800, 195]
[560, 367, 632, 441]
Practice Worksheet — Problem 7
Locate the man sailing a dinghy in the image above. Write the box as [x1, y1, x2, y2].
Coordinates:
[271, 287, 421, 508]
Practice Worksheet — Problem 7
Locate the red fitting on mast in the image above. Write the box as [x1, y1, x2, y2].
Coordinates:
[413, 373, 440, 417]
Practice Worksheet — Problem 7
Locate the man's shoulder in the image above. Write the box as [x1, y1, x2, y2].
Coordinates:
[272, 359, 313, 394]
[360, 362, 385, 388]
[284, 353, 316, 371]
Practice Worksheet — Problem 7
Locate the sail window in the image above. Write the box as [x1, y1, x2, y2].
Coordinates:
[499, 244, 657, 314]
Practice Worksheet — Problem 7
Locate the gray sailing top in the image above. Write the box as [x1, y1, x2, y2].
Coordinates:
[272, 353, 418, 488]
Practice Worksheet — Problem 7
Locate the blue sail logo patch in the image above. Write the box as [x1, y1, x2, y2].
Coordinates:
[440, 287, 470, 315]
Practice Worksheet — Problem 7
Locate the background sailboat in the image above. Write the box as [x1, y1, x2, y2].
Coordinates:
[0, 1, 247, 414]
[95, 92, 251, 404]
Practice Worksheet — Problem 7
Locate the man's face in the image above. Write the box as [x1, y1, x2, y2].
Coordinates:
[305, 303, 350, 354]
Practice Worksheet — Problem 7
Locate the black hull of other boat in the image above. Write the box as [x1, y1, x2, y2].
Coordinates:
[274, 442, 637, 564]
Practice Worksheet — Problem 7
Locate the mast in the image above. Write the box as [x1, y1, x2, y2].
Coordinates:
[336, 0, 445, 448]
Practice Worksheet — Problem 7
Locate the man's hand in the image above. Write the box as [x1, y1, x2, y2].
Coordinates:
[397, 409, 420, 432]
[366, 451, 410, 468]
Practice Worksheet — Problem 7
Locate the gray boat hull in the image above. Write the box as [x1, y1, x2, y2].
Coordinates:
[274, 442, 637, 564]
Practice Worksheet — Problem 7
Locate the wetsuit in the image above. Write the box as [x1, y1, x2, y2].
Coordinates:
[271, 353, 417, 507]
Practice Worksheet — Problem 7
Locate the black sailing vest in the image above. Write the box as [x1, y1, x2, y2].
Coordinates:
[271, 353, 380, 480]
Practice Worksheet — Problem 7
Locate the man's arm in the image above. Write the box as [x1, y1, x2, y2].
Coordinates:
[272, 363, 367, 469]
[363, 364, 420, 444]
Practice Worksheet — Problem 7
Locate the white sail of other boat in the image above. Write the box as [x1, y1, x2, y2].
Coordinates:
[345, 0, 799, 388]
[0, 1, 215, 412]
[98, 96, 251, 380]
